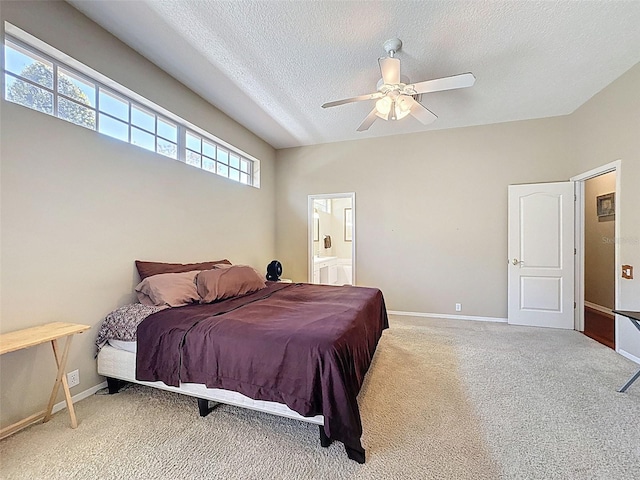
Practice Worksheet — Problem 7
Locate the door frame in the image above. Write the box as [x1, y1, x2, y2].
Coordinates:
[307, 192, 356, 284]
[570, 160, 621, 344]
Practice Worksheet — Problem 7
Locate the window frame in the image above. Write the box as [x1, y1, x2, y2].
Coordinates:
[3, 23, 260, 187]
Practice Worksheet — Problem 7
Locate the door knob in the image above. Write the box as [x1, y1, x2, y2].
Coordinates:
[512, 258, 523, 265]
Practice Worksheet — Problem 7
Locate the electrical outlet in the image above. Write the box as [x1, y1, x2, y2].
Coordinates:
[67, 369, 80, 388]
[455, 303, 462, 312]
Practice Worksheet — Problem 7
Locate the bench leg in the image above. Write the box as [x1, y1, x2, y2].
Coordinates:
[43, 337, 76, 427]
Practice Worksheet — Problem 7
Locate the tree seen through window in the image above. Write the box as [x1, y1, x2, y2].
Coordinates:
[7, 62, 96, 129]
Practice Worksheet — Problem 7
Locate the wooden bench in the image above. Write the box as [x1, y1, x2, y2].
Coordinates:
[0, 322, 90, 439]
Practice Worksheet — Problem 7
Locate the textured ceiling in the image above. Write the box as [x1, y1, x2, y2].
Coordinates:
[68, 0, 640, 149]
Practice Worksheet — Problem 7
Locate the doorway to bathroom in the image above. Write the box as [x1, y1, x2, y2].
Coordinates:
[308, 193, 355, 285]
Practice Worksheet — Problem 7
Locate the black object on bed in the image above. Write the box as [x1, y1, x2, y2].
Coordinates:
[135, 282, 388, 463]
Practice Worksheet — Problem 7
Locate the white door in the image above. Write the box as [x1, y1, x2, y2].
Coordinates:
[508, 182, 575, 329]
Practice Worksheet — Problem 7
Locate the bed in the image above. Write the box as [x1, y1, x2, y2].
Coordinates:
[96, 266, 388, 464]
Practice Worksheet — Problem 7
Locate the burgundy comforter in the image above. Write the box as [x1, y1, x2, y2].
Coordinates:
[136, 282, 388, 458]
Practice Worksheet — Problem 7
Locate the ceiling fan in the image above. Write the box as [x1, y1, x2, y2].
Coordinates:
[322, 38, 475, 132]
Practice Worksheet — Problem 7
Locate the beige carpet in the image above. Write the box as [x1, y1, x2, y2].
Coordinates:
[1, 316, 639, 479]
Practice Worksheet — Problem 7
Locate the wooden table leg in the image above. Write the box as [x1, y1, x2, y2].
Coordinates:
[43, 335, 78, 428]
[0, 411, 46, 440]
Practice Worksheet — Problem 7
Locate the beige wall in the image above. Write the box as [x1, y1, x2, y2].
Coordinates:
[315, 208, 332, 257]
[312, 197, 352, 260]
[276, 118, 574, 317]
[315, 198, 352, 260]
[330, 198, 353, 260]
[569, 63, 640, 359]
[584, 172, 616, 309]
[276, 61, 639, 357]
[0, 1, 276, 428]
[2, 0, 638, 431]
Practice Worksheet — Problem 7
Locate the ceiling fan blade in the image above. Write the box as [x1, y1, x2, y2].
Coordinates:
[357, 108, 378, 132]
[322, 92, 383, 109]
[403, 96, 438, 125]
[409, 72, 476, 95]
[379, 56, 401, 85]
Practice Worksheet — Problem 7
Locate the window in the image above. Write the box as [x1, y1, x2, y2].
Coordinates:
[4, 40, 55, 115]
[2, 23, 259, 187]
[185, 130, 253, 185]
[314, 199, 332, 214]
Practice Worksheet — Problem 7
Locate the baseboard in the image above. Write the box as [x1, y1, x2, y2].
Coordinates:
[618, 349, 640, 365]
[585, 301, 614, 316]
[388, 310, 507, 323]
[51, 381, 108, 415]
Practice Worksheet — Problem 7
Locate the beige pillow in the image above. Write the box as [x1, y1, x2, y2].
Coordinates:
[196, 265, 266, 303]
[136, 270, 200, 307]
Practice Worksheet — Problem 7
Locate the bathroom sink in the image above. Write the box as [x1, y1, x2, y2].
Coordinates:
[314, 256, 337, 263]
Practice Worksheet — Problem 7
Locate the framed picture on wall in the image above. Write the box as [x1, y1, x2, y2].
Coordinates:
[596, 193, 615, 217]
[344, 208, 352, 242]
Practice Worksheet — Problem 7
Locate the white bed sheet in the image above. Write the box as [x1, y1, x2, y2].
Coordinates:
[107, 339, 137, 353]
[97, 344, 324, 425]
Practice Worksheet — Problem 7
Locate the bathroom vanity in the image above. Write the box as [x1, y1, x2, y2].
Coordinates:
[313, 256, 338, 285]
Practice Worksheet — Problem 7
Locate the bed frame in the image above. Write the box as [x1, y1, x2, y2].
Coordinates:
[97, 345, 347, 458]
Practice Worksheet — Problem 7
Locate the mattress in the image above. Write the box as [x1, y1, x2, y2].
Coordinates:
[97, 344, 324, 425]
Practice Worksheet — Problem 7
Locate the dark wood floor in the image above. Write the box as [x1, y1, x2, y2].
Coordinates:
[583, 306, 615, 349]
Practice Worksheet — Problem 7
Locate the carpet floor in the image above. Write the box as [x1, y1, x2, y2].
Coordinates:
[1, 316, 639, 479]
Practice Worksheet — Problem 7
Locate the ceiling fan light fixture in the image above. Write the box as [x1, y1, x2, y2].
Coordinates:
[321, 38, 475, 132]
[375, 94, 410, 121]
[375, 96, 392, 116]
[395, 96, 411, 120]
